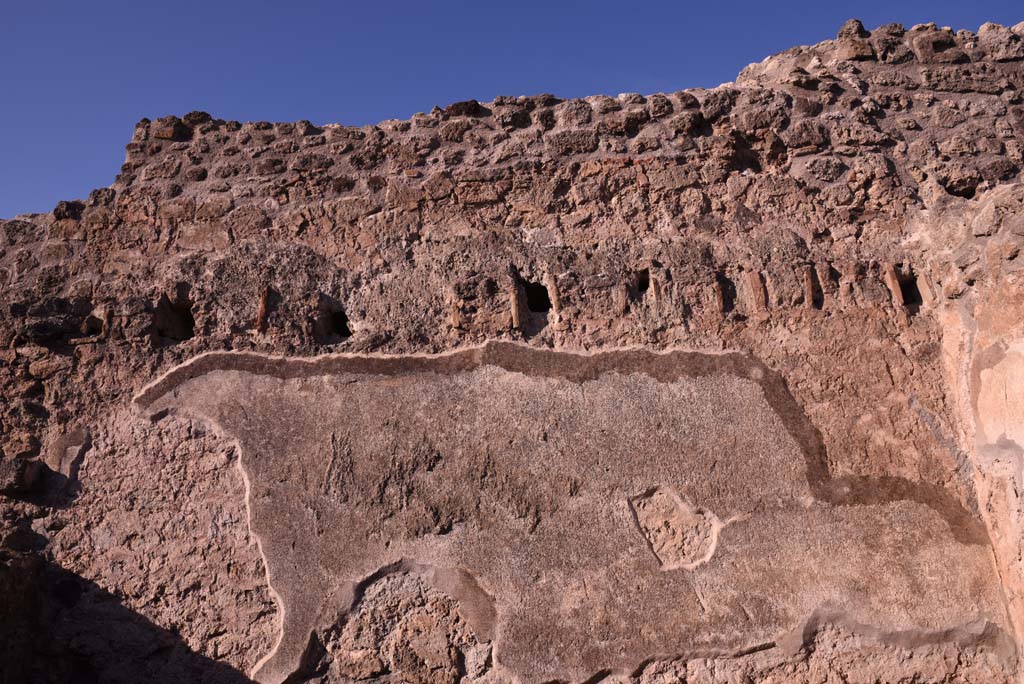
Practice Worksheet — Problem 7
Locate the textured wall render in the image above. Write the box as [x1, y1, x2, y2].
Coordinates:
[2, 18, 1024, 684]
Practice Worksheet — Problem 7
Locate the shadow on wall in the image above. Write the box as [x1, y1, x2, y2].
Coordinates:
[0, 551, 252, 684]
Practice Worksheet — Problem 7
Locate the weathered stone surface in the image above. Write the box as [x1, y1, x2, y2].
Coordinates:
[133, 343, 1008, 683]
[2, 17, 1024, 684]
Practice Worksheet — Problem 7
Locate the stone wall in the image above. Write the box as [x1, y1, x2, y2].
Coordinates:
[1, 18, 1023, 684]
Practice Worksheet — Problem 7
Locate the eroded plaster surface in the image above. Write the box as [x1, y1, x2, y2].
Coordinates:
[134, 342, 1012, 684]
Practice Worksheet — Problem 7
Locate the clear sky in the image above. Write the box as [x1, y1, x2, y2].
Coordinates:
[1, 0, 1021, 218]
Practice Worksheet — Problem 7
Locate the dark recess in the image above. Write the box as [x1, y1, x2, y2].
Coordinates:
[515, 274, 552, 339]
[151, 284, 195, 345]
[628, 268, 651, 307]
[716, 271, 737, 314]
[312, 294, 352, 345]
[636, 269, 650, 294]
[808, 267, 825, 310]
[897, 266, 923, 315]
[523, 281, 552, 313]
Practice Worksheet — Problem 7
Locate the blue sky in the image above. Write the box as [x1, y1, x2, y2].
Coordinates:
[1, 0, 1021, 217]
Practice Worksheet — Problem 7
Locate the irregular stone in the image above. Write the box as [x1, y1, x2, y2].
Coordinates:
[52, 200, 84, 221]
[978, 22, 1024, 61]
[836, 18, 870, 40]
[911, 28, 969, 63]
[442, 99, 487, 118]
[544, 129, 599, 155]
[151, 116, 191, 141]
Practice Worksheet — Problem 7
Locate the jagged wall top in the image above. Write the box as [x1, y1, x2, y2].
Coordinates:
[3, 18, 1024, 345]
[24, 19, 1019, 238]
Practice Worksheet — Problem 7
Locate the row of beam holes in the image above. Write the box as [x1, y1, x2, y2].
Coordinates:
[519, 267, 654, 335]
[490, 261, 923, 334]
[703, 264, 922, 317]
[151, 263, 926, 348]
[150, 283, 353, 347]
[252, 286, 353, 343]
